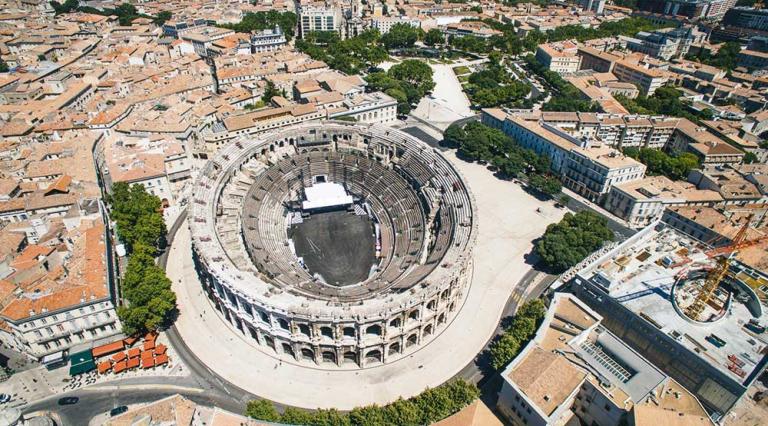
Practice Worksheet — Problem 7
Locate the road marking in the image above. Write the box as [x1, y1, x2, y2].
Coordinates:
[81, 384, 205, 393]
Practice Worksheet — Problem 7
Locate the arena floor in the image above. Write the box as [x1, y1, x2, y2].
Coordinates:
[290, 210, 377, 286]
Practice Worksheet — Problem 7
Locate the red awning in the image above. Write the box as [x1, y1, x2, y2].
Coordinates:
[154, 344, 167, 355]
[127, 348, 141, 358]
[92, 340, 125, 358]
[141, 357, 155, 369]
[155, 354, 169, 365]
[97, 361, 112, 374]
[113, 361, 128, 373]
[143, 340, 155, 351]
[126, 357, 140, 369]
[111, 352, 127, 362]
[123, 337, 138, 346]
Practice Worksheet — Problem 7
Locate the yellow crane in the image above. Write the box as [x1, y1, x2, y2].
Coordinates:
[685, 216, 765, 321]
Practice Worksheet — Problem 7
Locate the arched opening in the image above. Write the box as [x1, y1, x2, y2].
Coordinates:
[278, 318, 289, 330]
[427, 300, 437, 311]
[248, 327, 258, 341]
[298, 324, 311, 337]
[365, 324, 382, 336]
[408, 310, 419, 321]
[365, 349, 382, 363]
[259, 311, 269, 323]
[441, 289, 450, 301]
[406, 333, 418, 347]
[320, 326, 333, 338]
[389, 318, 401, 328]
[342, 351, 357, 364]
[343, 327, 356, 338]
[424, 324, 433, 337]
[449, 302, 455, 312]
[264, 336, 275, 350]
[282, 343, 295, 357]
[300, 348, 315, 361]
[322, 351, 336, 363]
[388, 342, 401, 355]
[438, 313, 446, 325]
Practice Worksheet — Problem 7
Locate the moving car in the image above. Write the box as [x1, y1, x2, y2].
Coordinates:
[57, 396, 79, 405]
[0, 393, 11, 403]
[109, 406, 128, 417]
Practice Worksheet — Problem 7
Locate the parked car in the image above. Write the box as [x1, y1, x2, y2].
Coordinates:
[109, 406, 128, 417]
[0, 393, 11, 403]
[57, 396, 79, 405]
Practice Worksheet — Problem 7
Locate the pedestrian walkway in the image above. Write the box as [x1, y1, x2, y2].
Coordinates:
[167, 150, 565, 409]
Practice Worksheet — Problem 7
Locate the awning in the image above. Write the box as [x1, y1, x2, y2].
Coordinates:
[41, 351, 64, 364]
[69, 349, 95, 376]
[92, 340, 125, 358]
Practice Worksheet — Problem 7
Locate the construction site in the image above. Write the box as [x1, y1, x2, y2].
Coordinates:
[567, 211, 768, 420]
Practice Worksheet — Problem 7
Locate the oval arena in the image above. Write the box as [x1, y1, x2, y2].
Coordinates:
[188, 122, 476, 368]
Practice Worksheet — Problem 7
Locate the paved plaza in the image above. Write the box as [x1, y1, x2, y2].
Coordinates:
[167, 150, 565, 409]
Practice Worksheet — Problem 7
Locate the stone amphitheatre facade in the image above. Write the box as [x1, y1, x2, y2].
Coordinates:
[189, 121, 476, 368]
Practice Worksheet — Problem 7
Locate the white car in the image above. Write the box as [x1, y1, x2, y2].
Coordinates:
[0, 394, 11, 403]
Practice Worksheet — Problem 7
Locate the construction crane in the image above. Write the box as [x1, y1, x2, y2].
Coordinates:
[685, 215, 767, 320]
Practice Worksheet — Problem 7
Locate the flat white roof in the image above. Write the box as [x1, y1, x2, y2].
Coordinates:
[302, 182, 353, 210]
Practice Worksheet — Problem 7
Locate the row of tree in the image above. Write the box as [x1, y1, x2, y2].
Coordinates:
[365, 60, 435, 115]
[489, 299, 547, 370]
[50, 1, 172, 26]
[615, 86, 713, 123]
[464, 55, 531, 108]
[296, 30, 388, 75]
[535, 211, 614, 273]
[245, 379, 479, 425]
[685, 42, 742, 72]
[108, 183, 176, 335]
[523, 55, 599, 113]
[443, 122, 562, 195]
[218, 11, 298, 41]
[623, 147, 700, 181]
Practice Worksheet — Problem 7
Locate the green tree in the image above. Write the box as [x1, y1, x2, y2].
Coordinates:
[388, 59, 435, 95]
[245, 400, 280, 422]
[528, 174, 562, 196]
[50, 0, 78, 14]
[153, 11, 172, 26]
[0, 60, 8, 73]
[381, 23, 422, 49]
[219, 11, 298, 40]
[744, 151, 758, 164]
[424, 28, 444, 46]
[261, 80, 280, 104]
[535, 211, 614, 273]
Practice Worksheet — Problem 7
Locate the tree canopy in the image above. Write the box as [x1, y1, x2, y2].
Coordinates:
[296, 30, 388, 75]
[109, 182, 175, 335]
[535, 211, 614, 273]
[443, 122, 560, 194]
[686, 42, 741, 71]
[524, 55, 599, 113]
[623, 147, 699, 180]
[219, 11, 298, 40]
[464, 60, 531, 108]
[615, 86, 712, 123]
[489, 299, 547, 369]
[246, 379, 479, 425]
[388, 59, 435, 95]
[381, 23, 423, 49]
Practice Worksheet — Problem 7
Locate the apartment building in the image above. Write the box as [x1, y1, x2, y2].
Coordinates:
[562, 144, 646, 202]
[0, 217, 122, 364]
[498, 292, 714, 426]
[689, 166, 766, 204]
[299, 3, 342, 37]
[250, 27, 287, 54]
[180, 26, 235, 57]
[578, 46, 622, 73]
[612, 60, 668, 96]
[535, 41, 582, 74]
[371, 16, 421, 35]
[623, 26, 706, 60]
[443, 21, 503, 40]
[604, 175, 723, 228]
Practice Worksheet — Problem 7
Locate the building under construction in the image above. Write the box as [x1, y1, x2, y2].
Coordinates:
[566, 209, 768, 421]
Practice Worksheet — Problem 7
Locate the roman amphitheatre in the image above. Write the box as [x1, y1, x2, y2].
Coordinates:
[170, 120, 564, 408]
[188, 121, 476, 367]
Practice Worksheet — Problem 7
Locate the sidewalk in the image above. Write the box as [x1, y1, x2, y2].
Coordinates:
[167, 151, 565, 409]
